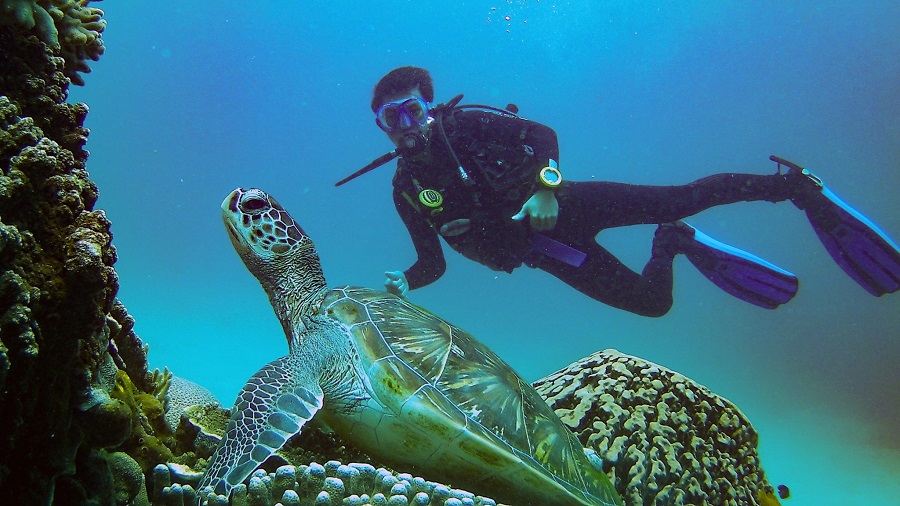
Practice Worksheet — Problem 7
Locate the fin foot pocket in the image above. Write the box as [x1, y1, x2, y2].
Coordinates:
[662, 221, 799, 309]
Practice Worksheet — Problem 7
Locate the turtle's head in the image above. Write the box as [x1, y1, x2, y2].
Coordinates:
[221, 188, 327, 338]
[221, 188, 309, 264]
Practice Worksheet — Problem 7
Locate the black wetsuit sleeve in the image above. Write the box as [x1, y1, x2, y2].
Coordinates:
[527, 122, 560, 195]
[392, 187, 446, 290]
[524, 120, 560, 169]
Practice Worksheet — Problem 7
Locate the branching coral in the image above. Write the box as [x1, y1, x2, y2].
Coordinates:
[0, 0, 106, 85]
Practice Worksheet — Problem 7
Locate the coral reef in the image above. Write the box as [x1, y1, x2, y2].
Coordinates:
[154, 462, 501, 506]
[164, 375, 221, 432]
[0, 0, 106, 85]
[109, 368, 177, 472]
[533, 349, 779, 506]
[0, 12, 161, 503]
[107, 451, 151, 506]
[0, 76, 117, 502]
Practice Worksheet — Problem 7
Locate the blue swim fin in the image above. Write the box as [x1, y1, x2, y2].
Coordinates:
[771, 155, 900, 296]
[657, 222, 799, 309]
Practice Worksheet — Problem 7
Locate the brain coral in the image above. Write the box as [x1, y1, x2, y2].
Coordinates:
[0, 0, 106, 85]
[164, 375, 221, 432]
[532, 349, 779, 506]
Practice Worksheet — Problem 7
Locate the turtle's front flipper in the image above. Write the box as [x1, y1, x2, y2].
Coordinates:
[197, 356, 323, 499]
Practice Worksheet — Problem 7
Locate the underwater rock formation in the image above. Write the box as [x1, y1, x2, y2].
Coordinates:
[533, 349, 778, 505]
[0, 0, 106, 85]
[0, 8, 161, 504]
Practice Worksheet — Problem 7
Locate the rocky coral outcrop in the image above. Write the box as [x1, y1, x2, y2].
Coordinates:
[533, 349, 777, 505]
[0, 77, 117, 504]
[0, 8, 148, 503]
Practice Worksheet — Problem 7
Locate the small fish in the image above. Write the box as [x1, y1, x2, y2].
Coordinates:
[778, 484, 791, 499]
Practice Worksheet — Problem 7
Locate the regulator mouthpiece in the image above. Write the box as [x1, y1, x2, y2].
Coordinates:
[399, 132, 428, 156]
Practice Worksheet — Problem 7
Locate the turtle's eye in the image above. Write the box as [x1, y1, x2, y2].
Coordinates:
[242, 197, 269, 212]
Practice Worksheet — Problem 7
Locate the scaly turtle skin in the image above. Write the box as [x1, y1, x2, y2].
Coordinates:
[197, 188, 623, 506]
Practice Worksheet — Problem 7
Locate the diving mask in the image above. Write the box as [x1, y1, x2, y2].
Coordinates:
[375, 97, 431, 132]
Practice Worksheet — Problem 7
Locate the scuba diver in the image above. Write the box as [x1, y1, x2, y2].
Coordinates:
[337, 66, 900, 317]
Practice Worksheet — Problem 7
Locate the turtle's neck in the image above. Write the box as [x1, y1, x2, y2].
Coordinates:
[255, 242, 328, 346]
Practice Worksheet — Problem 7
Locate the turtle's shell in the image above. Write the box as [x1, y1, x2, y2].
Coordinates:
[319, 286, 621, 506]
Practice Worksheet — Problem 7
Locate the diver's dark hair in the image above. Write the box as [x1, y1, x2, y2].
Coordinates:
[371, 66, 434, 112]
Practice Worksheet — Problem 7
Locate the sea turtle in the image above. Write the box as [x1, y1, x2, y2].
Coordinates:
[197, 187, 623, 506]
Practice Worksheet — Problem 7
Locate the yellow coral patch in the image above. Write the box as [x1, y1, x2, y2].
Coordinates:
[757, 489, 782, 506]
[109, 369, 175, 471]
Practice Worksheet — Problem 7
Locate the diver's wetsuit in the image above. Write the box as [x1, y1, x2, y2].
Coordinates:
[392, 107, 797, 316]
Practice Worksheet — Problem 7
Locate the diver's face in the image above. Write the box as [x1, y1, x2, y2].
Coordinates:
[375, 88, 432, 149]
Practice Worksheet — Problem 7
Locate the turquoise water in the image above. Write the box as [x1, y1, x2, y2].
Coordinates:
[70, 2, 899, 504]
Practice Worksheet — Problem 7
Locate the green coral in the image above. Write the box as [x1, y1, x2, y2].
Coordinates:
[0, 0, 106, 85]
[1, 0, 56, 42]
[80, 386, 133, 449]
[109, 369, 176, 472]
[107, 451, 150, 506]
[176, 403, 229, 460]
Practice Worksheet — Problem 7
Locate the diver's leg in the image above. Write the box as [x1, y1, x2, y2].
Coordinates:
[557, 173, 796, 233]
[532, 241, 676, 317]
[540, 174, 797, 314]
[535, 174, 798, 314]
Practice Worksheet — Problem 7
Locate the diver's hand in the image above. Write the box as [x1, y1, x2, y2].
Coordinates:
[384, 270, 409, 297]
[512, 189, 559, 231]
